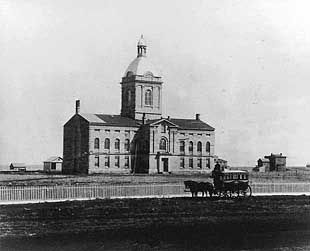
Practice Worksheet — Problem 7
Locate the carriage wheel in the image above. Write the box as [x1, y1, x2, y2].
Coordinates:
[242, 185, 252, 197]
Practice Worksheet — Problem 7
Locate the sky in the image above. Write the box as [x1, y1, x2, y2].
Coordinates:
[1, 0, 310, 166]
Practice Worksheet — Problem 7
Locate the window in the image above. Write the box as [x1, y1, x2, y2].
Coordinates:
[105, 129, 110, 133]
[206, 158, 210, 169]
[145, 90, 152, 106]
[180, 157, 184, 168]
[161, 124, 166, 133]
[104, 138, 110, 150]
[95, 156, 99, 167]
[115, 139, 120, 151]
[206, 142, 210, 153]
[124, 156, 129, 168]
[94, 138, 100, 149]
[159, 138, 167, 151]
[115, 156, 120, 168]
[95, 129, 100, 132]
[180, 140, 185, 153]
[197, 141, 202, 153]
[125, 130, 130, 138]
[104, 156, 110, 168]
[114, 130, 120, 133]
[189, 141, 193, 154]
[124, 139, 130, 152]
[198, 158, 202, 169]
[189, 158, 193, 168]
[189, 133, 193, 136]
[127, 90, 131, 104]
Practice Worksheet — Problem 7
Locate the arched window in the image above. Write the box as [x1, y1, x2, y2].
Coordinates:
[189, 141, 193, 154]
[124, 139, 130, 152]
[115, 139, 120, 151]
[180, 140, 185, 153]
[145, 90, 152, 106]
[94, 138, 100, 149]
[197, 141, 202, 153]
[159, 138, 167, 151]
[104, 138, 110, 150]
[206, 141, 210, 153]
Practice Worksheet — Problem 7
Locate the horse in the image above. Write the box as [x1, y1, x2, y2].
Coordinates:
[184, 180, 214, 197]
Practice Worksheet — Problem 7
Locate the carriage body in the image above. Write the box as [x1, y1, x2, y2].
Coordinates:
[212, 169, 252, 197]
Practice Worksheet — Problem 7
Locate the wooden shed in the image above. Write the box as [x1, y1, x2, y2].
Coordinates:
[43, 157, 63, 173]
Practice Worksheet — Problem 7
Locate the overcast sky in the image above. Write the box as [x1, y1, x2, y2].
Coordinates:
[1, 0, 310, 166]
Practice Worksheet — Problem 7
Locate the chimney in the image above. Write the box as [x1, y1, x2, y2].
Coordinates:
[195, 113, 200, 120]
[167, 116, 170, 120]
[142, 113, 146, 124]
[76, 100, 80, 114]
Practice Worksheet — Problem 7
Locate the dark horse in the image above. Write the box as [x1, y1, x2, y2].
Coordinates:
[184, 180, 214, 197]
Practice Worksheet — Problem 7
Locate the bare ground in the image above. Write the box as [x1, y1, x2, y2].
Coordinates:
[0, 196, 310, 250]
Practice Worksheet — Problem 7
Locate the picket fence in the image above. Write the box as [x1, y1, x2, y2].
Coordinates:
[0, 183, 310, 203]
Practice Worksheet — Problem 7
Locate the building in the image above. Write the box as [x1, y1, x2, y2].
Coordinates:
[9, 163, 26, 172]
[254, 158, 270, 172]
[43, 156, 63, 173]
[255, 153, 286, 172]
[63, 36, 216, 174]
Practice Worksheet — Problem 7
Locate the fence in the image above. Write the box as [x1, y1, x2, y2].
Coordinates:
[1, 183, 310, 203]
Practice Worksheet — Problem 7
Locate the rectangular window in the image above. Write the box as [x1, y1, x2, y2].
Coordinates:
[206, 158, 210, 169]
[114, 130, 120, 133]
[180, 157, 184, 168]
[124, 156, 129, 169]
[180, 141, 185, 153]
[95, 129, 100, 132]
[189, 158, 193, 168]
[206, 134, 210, 136]
[189, 133, 194, 136]
[115, 156, 120, 168]
[198, 158, 202, 169]
[161, 124, 166, 133]
[198, 133, 202, 136]
[95, 156, 99, 167]
[104, 156, 110, 168]
[105, 129, 110, 133]
[180, 133, 185, 136]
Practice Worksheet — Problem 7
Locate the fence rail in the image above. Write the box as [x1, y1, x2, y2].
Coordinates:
[1, 183, 310, 203]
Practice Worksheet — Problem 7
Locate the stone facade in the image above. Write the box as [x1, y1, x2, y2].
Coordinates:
[63, 36, 216, 174]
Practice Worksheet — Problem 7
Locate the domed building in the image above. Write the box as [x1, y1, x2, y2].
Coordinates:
[63, 36, 215, 174]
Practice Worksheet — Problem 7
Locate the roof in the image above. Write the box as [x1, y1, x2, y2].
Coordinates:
[10, 163, 26, 167]
[124, 56, 159, 78]
[145, 117, 214, 131]
[44, 156, 63, 163]
[222, 169, 248, 174]
[170, 118, 214, 131]
[80, 114, 140, 128]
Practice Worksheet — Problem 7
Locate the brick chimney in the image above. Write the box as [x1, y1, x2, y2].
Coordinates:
[195, 113, 200, 120]
[76, 100, 80, 114]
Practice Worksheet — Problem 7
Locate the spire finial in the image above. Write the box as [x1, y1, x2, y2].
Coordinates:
[137, 35, 147, 57]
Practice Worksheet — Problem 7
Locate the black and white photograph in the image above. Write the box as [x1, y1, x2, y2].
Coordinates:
[1, 0, 310, 250]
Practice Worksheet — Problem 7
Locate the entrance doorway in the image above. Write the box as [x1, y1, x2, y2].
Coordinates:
[162, 158, 169, 172]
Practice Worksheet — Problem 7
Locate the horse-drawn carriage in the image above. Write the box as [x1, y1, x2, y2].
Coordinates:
[212, 169, 252, 197]
[184, 168, 252, 198]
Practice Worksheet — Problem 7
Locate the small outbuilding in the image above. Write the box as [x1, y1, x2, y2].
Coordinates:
[43, 157, 63, 173]
[9, 163, 26, 171]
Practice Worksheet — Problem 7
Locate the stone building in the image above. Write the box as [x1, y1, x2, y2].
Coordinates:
[255, 153, 286, 172]
[63, 36, 215, 174]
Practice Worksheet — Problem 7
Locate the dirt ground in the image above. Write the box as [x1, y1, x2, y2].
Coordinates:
[1, 196, 310, 250]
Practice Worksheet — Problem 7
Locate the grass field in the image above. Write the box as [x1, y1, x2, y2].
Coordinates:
[1, 196, 310, 250]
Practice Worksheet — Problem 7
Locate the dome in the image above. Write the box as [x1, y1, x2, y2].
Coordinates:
[124, 56, 159, 77]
